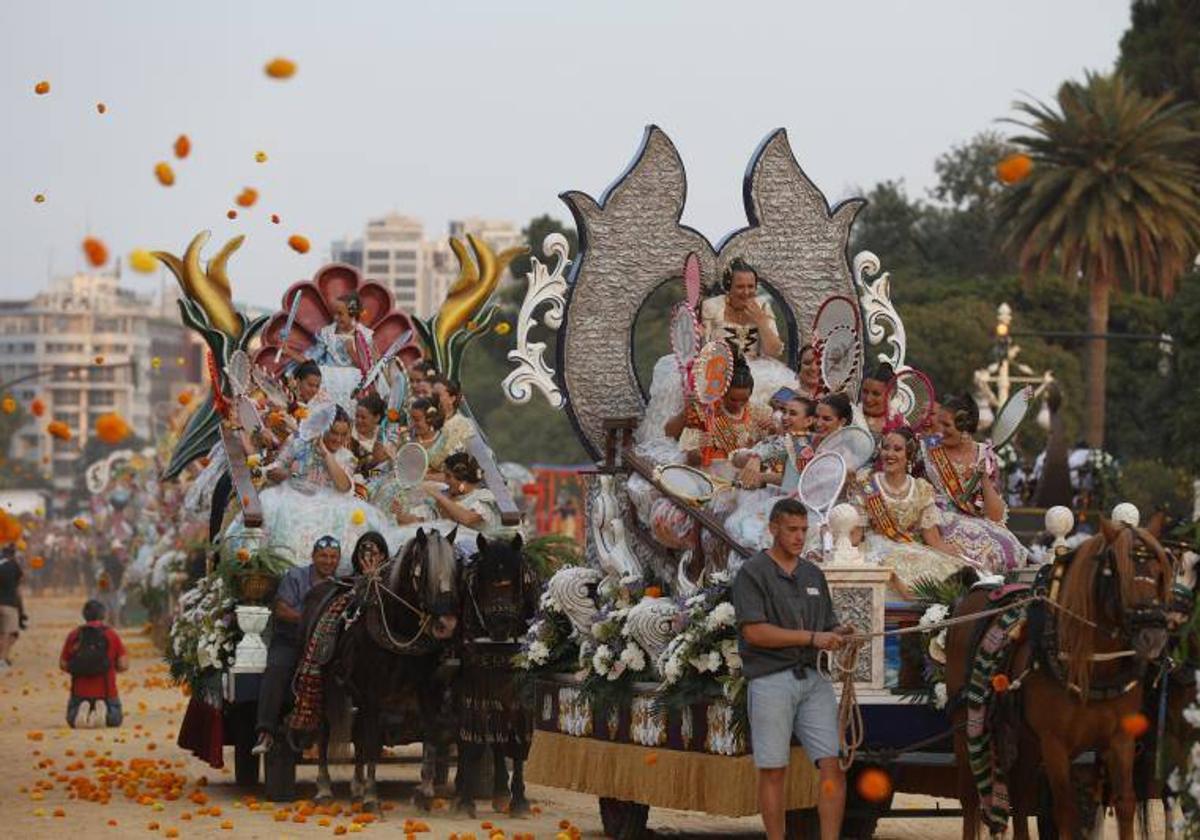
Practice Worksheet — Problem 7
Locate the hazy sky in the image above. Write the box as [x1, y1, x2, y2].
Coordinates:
[1, 0, 1131, 308]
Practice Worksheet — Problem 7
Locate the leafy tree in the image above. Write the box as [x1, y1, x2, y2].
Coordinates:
[996, 71, 1200, 447]
[849, 179, 929, 273]
[1118, 0, 1200, 104]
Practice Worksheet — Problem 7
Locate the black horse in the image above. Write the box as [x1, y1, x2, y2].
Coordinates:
[454, 534, 539, 817]
[307, 528, 461, 811]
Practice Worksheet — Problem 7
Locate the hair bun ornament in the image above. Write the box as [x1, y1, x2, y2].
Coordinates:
[881, 412, 911, 436]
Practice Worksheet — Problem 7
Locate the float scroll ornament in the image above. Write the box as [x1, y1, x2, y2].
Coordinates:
[502, 233, 570, 407]
[852, 250, 907, 373]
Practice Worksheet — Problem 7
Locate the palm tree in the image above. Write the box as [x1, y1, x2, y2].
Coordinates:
[997, 71, 1200, 448]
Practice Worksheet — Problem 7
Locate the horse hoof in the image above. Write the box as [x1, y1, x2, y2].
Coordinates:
[314, 793, 333, 806]
[509, 800, 531, 818]
[452, 800, 476, 819]
[412, 792, 433, 812]
[362, 798, 379, 813]
[492, 797, 510, 814]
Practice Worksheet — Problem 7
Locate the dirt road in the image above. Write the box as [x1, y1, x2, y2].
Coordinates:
[0, 595, 1167, 838]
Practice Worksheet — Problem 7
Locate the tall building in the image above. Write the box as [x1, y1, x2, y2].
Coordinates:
[330, 237, 363, 270]
[0, 273, 204, 490]
[340, 215, 523, 319]
[361, 214, 427, 314]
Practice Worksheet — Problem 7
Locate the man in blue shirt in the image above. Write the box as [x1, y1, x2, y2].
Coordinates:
[252, 536, 341, 755]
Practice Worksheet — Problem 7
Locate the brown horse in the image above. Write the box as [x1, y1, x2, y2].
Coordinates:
[945, 520, 1173, 839]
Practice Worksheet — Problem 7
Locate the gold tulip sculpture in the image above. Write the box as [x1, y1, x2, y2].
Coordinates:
[153, 231, 268, 479]
[418, 234, 526, 381]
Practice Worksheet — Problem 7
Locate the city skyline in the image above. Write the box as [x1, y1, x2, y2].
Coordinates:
[0, 1, 1133, 308]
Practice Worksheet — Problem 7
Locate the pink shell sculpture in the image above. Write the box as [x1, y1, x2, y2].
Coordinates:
[254, 263, 424, 376]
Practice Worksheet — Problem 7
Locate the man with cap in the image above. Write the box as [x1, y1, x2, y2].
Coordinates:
[252, 535, 341, 755]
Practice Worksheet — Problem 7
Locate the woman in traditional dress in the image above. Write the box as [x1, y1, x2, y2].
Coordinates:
[852, 427, 971, 596]
[429, 379, 478, 472]
[813, 391, 853, 444]
[859, 363, 894, 440]
[422, 453, 507, 538]
[700, 258, 784, 359]
[284, 293, 374, 411]
[921, 394, 1027, 572]
[723, 396, 817, 554]
[349, 393, 396, 492]
[797, 343, 821, 399]
[665, 361, 772, 468]
[736, 395, 817, 493]
[224, 406, 406, 573]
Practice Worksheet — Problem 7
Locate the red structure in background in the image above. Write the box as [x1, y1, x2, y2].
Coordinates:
[522, 465, 588, 543]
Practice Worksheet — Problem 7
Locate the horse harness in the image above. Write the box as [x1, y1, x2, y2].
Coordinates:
[1025, 532, 1168, 701]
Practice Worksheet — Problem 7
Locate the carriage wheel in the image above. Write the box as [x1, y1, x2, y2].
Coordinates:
[840, 764, 895, 839]
[598, 797, 649, 840]
[1035, 768, 1099, 840]
[783, 808, 820, 840]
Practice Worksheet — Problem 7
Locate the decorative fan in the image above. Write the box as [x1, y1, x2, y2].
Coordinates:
[886, 368, 936, 430]
[298, 402, 337, 442]
[812, 295, 862, 394]
[991, 386, 1034, 449]
[798, 451, 847, 525]
[693, 340, 735, 405]
[254, 264, 423, 377]
[392, 441, 429, 486]
[251, 365, 290, 409]
[817, 426, 876, 473]
[656, 464, 718, 505]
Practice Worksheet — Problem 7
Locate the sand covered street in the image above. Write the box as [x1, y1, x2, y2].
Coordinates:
[1, 596, 1169, 839]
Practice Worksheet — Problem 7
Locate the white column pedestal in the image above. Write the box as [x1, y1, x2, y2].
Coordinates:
[232, 605, 271, 674]
[824, 565, 892, 693]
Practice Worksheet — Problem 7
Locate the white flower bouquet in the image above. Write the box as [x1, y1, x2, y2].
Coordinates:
[165, 574, 239, 692]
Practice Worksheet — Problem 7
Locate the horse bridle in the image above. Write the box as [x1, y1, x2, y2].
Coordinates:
[466, 557, 526, 643]
[1099, 527, 1169, 640]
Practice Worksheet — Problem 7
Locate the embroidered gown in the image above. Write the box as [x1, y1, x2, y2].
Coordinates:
[922, 442, 1028, 572]
[305, 322, 374, 413]
[850, 472, 968, 592]
[723, 433, 817, 556]
[223, 436, 409, 575]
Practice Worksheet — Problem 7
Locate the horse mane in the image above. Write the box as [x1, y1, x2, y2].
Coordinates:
[1057, 527, 1134, 698]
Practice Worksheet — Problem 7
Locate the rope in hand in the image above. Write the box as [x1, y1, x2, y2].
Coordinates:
[821, 592, 1107, 769]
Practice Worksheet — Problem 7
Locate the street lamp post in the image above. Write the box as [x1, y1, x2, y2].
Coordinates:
[973, 303, 1055, 431]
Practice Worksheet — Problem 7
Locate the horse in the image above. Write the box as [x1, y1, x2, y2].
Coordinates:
[944, 519, 1173, 840]
[453, 533, 539, 818]
[304, 528, 461, 811]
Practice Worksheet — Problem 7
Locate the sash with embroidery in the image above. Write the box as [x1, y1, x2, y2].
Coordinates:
[862, 474, 913, 543]
[927, 444, 982, 515]
[694, 405, 747, 466]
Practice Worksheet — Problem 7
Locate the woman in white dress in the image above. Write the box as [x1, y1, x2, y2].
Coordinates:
[701, 258, 783, 359]
[284, 293, 375, 412]
[224, 406, 407, 574]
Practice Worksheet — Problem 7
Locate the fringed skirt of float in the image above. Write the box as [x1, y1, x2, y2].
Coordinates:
[457, 642, 532, 760]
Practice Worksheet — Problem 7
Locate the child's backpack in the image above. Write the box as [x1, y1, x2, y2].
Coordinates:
[68, 625, 110, 677]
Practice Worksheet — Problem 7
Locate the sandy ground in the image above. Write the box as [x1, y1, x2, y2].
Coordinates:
[0, 594, 1168, 839]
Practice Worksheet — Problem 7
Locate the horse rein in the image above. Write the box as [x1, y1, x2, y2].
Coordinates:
[362, 565, 434, 652]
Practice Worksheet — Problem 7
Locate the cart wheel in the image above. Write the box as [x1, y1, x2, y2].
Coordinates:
[1036, 768, 1099, 840]
[234, 735, 260, 786]
[784, 808, 819, 840]
[841, 765, 895, 839]
[598, 797, 649, 840]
